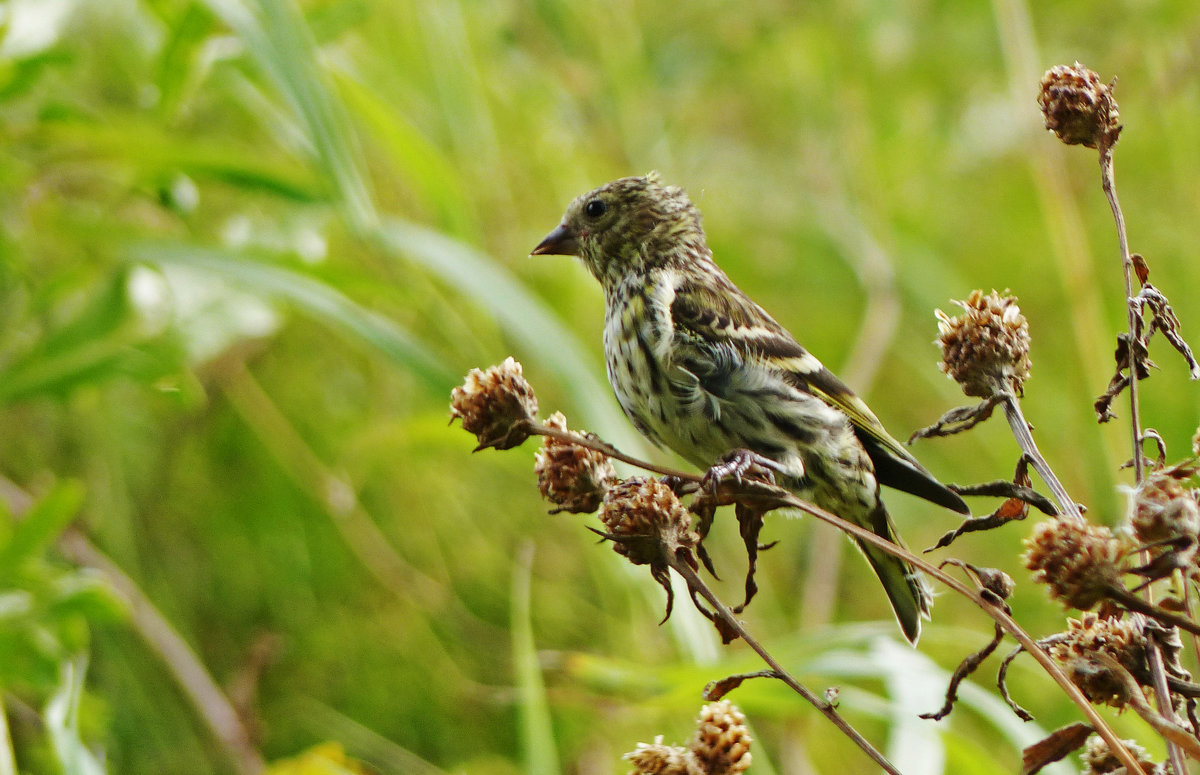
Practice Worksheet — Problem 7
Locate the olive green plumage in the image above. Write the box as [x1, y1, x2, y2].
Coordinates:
[533, 173, 968, 643]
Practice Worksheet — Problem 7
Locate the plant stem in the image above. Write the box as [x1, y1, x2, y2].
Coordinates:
[1099, 140, 1144, 483]
[1099, 133, 1187, 773]
[1145, 638, 1192, 775]
[1000, 393, 1083, 522]
[529, 421, 701, 481]
[1103, 585, 1200, 637]
[664, 552, 903, 775]
[765, 489, 1146, 774]
[58, 531, 266, 775]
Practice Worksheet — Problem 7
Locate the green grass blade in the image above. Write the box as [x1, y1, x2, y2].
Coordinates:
[201, 0, 377, 230]
[124, 242, 452, 385]
[0, 481, 85, 572]
[511, 542, 560, 775]
[45, 656, 106, 775]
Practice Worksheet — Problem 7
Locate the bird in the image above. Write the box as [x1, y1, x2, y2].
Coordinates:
[530, 172, 969, 644]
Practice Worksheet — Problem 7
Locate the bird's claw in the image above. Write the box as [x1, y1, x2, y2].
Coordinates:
[659, 474, 698, 497]
[702, 449, 783, 495]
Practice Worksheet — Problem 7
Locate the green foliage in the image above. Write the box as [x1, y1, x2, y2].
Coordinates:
[0, 0, 1196, 773]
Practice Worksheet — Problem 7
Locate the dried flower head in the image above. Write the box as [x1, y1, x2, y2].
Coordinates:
[1131, 470, 1200, 546]
[1048, 614, 1148, 707]
[1080, 733, 1161, 774]
[600, 478, 698, 566]
[624, 736, 692, 775]
[936, 290, 1032, 398]
[1192, 425, 1200, 457]
[1038, 62, 1121, 149]
[624, 702, 752, 775]
[690, 701, 752, 775]
[600, 478, 700, 622]
[1023, 519, 1127, 610]
[534, 411, 616, 513]
[450, 357, 538, 450]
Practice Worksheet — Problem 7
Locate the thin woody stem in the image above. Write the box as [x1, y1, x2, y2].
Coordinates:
[1103, 584, 1200, 637]
[1094, 652, 1200, 760]
[535, 419, 902, 770]
[774, 491, 1146, 775]
[526, 420, 701, 482]
[1145, 642, 1193, 775]
[1000, 392, 1083, 522]
[1099, 129, 1188, 775]
[664, 552, 903, 775]
[1099, 140, 1144, 483]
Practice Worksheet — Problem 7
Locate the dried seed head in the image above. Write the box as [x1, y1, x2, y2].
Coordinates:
[1080, 733, 1161, 774]
[1038, 62, 1121, 149]
[534, 412, 616, 513]
[600, 478, 698, 566]
[624, 702, 753, 775]
[449, 357, 538, 450]
[690, 701, 752, 775]
[624, 736, 694, 775]
[1023, 519, 1127, 610]
[1048, 613, 1148, 707]
[1192, 424, 1200, 457]
[1131, 470, 1200, 546]
[936, 290, 1032, 398]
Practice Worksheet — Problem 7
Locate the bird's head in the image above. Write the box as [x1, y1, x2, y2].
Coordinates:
[531, 172, 708, 287]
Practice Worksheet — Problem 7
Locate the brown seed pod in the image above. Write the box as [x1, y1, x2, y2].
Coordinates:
[450, 357, 538, 450]
[1048, 614, 1149, 708]
[1023, 519, 1127, 610]
[936, 290, 1032, 398]
[1037, 62, 1121, 149]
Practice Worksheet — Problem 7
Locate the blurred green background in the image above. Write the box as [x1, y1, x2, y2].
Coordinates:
[1, 0, 1198, 773]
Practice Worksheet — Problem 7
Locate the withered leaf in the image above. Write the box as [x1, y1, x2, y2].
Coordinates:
[714, 615, 741, 645]
[909, 397, 1000, 442]
[703, 670, 779, 701]
[925, 458, 1050, 550]
[1020, 723, 1093, 775]
[1095, 333, 1154, 422]
[733, 503, 771, 612]
[1132, 252, 1150, 286]
[920, 622, 1005, 721]
[1138, 284, 1200, 380]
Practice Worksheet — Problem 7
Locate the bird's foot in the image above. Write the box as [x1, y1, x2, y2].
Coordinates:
[702, 449, 784, 496]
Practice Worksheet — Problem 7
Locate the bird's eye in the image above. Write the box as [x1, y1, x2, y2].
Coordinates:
[583, 199, 607, 219]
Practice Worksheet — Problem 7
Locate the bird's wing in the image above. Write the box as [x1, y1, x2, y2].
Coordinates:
[671, 273, 969, 514]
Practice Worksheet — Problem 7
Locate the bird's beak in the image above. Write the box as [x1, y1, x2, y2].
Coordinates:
[530, 223, 579, 257]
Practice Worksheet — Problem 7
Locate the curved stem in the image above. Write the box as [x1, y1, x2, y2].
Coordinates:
[58, 531, 265, 774]
[774, 493, 1145, 774]
[664, 552, 902, 775]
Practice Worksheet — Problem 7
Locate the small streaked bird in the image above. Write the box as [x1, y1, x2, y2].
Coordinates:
[531, 172, 969, 643]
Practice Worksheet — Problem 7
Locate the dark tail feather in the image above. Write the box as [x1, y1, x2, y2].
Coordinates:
[859, 504, 931, 644]
[860, 436, 970, 515]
